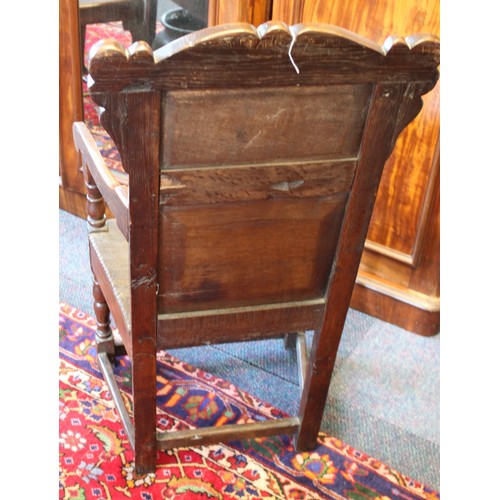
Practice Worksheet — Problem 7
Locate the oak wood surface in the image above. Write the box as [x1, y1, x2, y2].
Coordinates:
[161, 85, 371, 167]
[159, 160, 357, 205]
[89, 221, 132, 353]
[60, 0, 441, 336]
[123, 89, 161, 474]
[75, 21, 439, 472]
[88, 26, 439, 93]
[156, 300, 325, 349]
[298, 81, 409, 448]
[158, 195, 347, 312]
[157, 417, 300, 450]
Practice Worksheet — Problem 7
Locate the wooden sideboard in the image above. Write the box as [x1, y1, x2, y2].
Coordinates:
[60, 0, 87, 218]
[59, 0, 439, 335]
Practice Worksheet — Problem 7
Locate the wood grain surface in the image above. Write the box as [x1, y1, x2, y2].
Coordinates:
[79, 21, 439, 471]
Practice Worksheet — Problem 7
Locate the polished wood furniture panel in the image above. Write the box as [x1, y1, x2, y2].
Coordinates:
[272, 0, 440, 335]
[60, 0, 87, 218]
[208, 0, 272, 26]
[73, 21, 439, 472]
[60, 0, 158, 219]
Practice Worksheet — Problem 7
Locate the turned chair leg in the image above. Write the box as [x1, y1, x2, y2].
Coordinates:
[283, 333, 297, 349]
[92, 275, 116, 362]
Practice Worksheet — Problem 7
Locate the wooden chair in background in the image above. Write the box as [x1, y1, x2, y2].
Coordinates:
[73, 22, 440, 473]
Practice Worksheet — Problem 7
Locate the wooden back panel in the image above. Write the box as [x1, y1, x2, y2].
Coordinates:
[157, 82, 372, 312]
[160, 85, 370, 167]
[87, 21, 439, 342]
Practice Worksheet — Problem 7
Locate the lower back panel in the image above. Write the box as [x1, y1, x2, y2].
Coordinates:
[157, 194, 348, 312]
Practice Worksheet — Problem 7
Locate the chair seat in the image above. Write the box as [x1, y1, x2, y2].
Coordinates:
[89, 219, 131, 342]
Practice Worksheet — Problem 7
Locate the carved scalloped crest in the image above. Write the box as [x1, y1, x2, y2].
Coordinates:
[87, 21, 439, 174]
[89, 38, 154, 69]
[87, 20, 439, 96]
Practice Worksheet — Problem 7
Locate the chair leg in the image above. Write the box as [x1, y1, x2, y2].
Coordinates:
[92, 275, 116, 361]
[295, 332, 308, 390]
[131, 352, 157, 474]
[294, 329, 339, 452]
[80, 24, 88, 75]
[283, 333, 297, 349]
[284, 333, 308, 389]
[93, 274, 157, 472]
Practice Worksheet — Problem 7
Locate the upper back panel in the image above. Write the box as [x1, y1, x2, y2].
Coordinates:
[161, 83, 371, 168]
[88, 22, 439, 315]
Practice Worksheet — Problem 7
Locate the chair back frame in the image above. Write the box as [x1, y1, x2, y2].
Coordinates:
[74, 21, 439, 473]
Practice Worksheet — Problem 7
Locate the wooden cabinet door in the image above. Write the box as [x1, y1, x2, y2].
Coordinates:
[272, 0, 440, 335]
[208, 0, 272, 25]
[60, 0, 87, 218]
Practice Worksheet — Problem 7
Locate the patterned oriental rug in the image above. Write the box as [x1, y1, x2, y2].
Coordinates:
[59, 304, 439, 499]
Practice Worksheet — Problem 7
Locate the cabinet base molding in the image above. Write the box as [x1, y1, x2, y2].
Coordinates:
[59, 186, 87, 219]
[352, 274, 439, 336]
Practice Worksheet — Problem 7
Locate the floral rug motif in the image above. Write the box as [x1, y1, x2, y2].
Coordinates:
[59, 304, 439, 499]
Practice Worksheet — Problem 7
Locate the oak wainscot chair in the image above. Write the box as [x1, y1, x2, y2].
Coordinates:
[73, 21, 440, 474]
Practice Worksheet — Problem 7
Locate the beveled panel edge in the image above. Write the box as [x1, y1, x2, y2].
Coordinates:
[159, 156, 359, 172]
[364, 239, 414, 265]
[351, 281, 440, 336]
[158, 297, 325, 320]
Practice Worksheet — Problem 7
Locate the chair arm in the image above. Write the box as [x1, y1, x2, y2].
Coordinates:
[73, 121, 129, 239]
